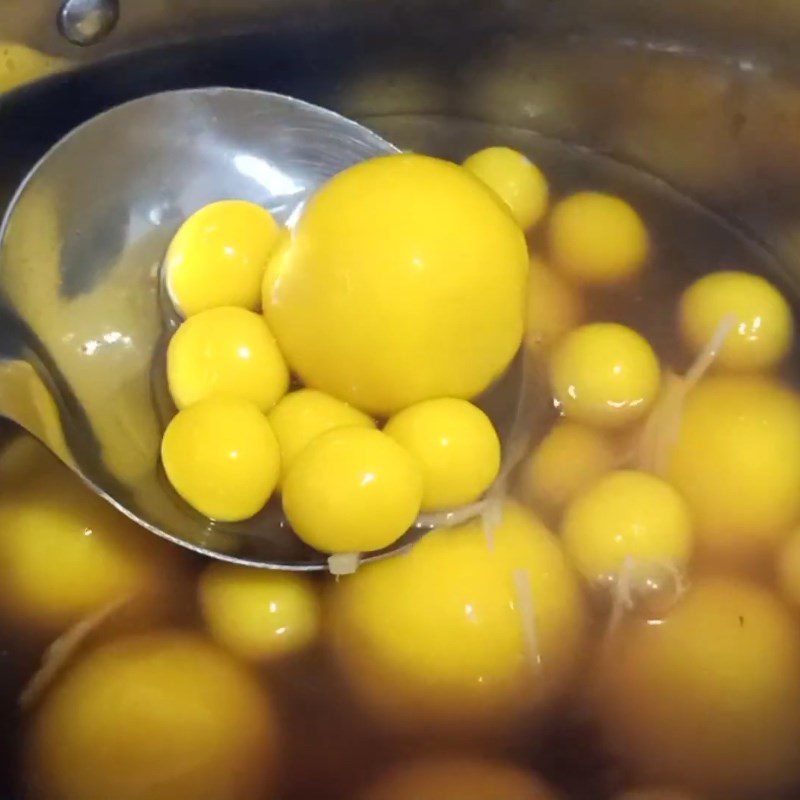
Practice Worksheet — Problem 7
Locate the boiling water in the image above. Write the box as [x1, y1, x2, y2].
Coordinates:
[1, 114, 798, 800]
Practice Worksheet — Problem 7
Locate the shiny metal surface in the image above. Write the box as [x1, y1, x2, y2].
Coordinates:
[0, 86, 398, 569]
[58, 0, 119, 46]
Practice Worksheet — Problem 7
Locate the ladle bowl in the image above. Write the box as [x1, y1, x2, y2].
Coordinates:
[0, 86, 402, 569]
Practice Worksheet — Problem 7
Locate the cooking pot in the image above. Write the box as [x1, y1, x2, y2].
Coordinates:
[2, 0, 800, 795]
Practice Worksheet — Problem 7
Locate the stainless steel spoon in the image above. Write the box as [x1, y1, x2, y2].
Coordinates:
[0, 86, 402, 569]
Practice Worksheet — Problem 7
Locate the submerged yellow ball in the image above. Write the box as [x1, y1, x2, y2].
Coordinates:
[199, 563, 320, 661]
[263, 153, 528, 415]
[282, 427, 423, 554]
[165, 200, 281, 317]
[593, 577, 800, 797]
[267, 388, 376, 481]
[384, 398, 500, 511]
[362, 757, 558, 800]
[463, 146, 549, 230]
[519, 421, 617, 512]
[161, 396, 280, 521]
[562, 470, 693, 584]
[667, 376, 800, 561]
[679, 270, 793, 371]
[330, 503, 585, 730]
[26, 633, 277, 800]
[549, 192, 648, 285]
[167, 306, 288, 411]
[550, 323, 660, 428]
[0, 466, 173, 633]
[524, 256, 585, 352]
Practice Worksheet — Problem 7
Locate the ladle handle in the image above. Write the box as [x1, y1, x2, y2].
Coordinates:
[58, 0, 120, 46]
[0, 358, 73, 465]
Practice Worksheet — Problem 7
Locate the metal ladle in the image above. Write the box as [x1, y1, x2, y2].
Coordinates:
[0, 87, 405, 569]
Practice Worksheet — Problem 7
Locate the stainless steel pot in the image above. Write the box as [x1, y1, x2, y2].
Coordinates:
[4, 0, 800, 277]
[1, 0, 800, 795]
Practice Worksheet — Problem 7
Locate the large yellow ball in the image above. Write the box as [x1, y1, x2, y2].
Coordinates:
[329, 502, 585, 731]
[593, 576, 800, 797]
[263, 154, 528, 415]
[0, 463, 175, 634]
[667, 376, 800, 561]
[25, 632, 277, 800]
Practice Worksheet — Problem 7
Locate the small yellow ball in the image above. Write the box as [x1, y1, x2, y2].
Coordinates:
[562, 470, 693, 584]
[384, 397, 500, 511]
[0, 466, 174, 633]
[667, 376, 800, 561]
[161, 396, 280, 521]
[549, 192, 649, 285]
[593, 576, 800, 797]
[524, 256, 585, 352]
[167, 306, 288, 411]
[25, 632, 277, 800]
[463, 146, 549, 230]
[282, 427, 423, 553]
[199, 563, 320, 661]
[361, 757, 558, 800]
[518, 421, 617, 512]
[267, 388, 375, 481]
[679, 270, 793, 371]
[550, 323, 660, 428]
[165, 200, 281, 317]
[330, 503, 585, 731]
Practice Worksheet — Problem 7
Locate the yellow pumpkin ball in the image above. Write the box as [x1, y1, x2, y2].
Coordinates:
[463, 146, 549, 230]
[550, 323, 660, 428]
[384, 397, 501, 511]
[199, 562, 320, 661]
[679, 270, 793, 372]
[667, 376, 800, 561]
[330, 502, 585, 731]
[593, 576, 800, 797]
[361, 757, 558, 800]
[263, 154, 528, 415]
[26, 632, 277, 800]
[549, 192, 648, 285]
